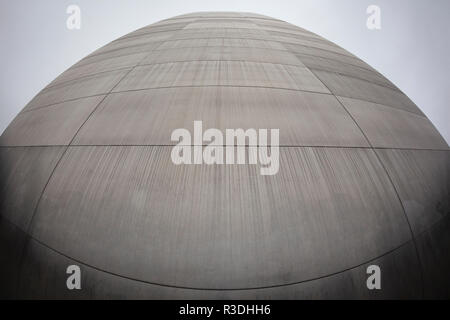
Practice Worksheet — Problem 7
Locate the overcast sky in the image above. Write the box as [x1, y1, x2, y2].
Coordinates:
[0, 0, 449, 144]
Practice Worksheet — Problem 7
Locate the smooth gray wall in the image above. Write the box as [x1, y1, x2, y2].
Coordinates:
[0, 0, 449, 144]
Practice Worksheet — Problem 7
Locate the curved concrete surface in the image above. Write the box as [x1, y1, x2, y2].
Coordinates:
[0, 11, 449, 299]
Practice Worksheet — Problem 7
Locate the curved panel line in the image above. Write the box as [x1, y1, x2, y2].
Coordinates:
[28, 230, 413, 291]
[298, 55, 426, 298]
[1, 145, 449, 152]
[50, 54, 388, 93]
[15, 27, 199, 297]
[86, 36, 365, 65]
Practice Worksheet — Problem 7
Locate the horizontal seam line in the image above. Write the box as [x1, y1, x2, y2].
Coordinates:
[19, 94, 107, 114]
[0, 145, 448, 151]
[116, 28, 188, 40]
[39, 60, 324, 94]
[21, 86, 332, 113]
[84, 36, 361, 63]
[137, 59, 305, 67]
[22, 87, 422, 120]
[50, 52, 379, 87]
[161, 16, 283, 23]
[47, 59, 310, 91]
[109, 35, 358, 60]
[24, 85, 333, 112]
[74, 45, 313, 68]
[109, 85, 331, 94]
[119, 27, 324, 43]
[39, 69, 133, 93]
[41, 61, 398, 98]
[44, 66, 136, 91]
[83, 42, 164, 60]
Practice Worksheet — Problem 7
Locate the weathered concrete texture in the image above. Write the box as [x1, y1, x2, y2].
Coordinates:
[338, 97, 448, 150]
[0, 147, 66, 229]
[0, 96, 106, 146]
[16, 239, 422, 299]
[0, 11, 449, 299]
[29, 146, 410, 289]
[72, 88, 368, 147]
[375, 149, 449, 235]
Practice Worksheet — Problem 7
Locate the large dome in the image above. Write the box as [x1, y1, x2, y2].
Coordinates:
[0, 12, 449, 299]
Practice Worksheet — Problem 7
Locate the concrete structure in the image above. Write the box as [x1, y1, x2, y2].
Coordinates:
[0, 12, 449, 299]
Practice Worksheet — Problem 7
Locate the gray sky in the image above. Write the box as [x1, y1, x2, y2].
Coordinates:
[0, 0, 449, 144]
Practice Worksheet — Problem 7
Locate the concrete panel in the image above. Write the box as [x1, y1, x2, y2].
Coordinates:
[338, 97, 449, 150]
[376, 149, 450, 235]
[0, 147, 66, 230]
[112, 30, 177, 43]
[185, 22, 257, 29]
[113, 61, 329, 93]
[249, 19, 312, 33]
[415, 214, 450, 298]
[311, 70, 423, 115]
[117, 29, 186, 42]
[119, 22, 190, 39]
[111, 30, 184, 43]
[187, 18, 257, 24]
[170, 28, 272, 41]
[156, 38, 287, 50]
[135, 21, 191, 31]
[167, 12, 275, 20]
[0, 96, 105, 147]
[91, 33, 170, 55]
[0, 218, 29, 299]
[187, 12, 267, 19]
[79, 42, 162, 67]
[152, 17, 198, 26]
[48, 53, 148, 87]
[283, 43, 374, 71]
[24, 69, 130, 111]
[258, 26, 322, 39]
[274, 36, 354, 56]
[140, 46, 304, 66]
[74, 88, 368, 147]
[266, 30, 329, 45]
[17, 239, 420, 299]
[297, 54, 395, 89]
[243, 13, 275, 19]
[30, 146, 410, 289]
